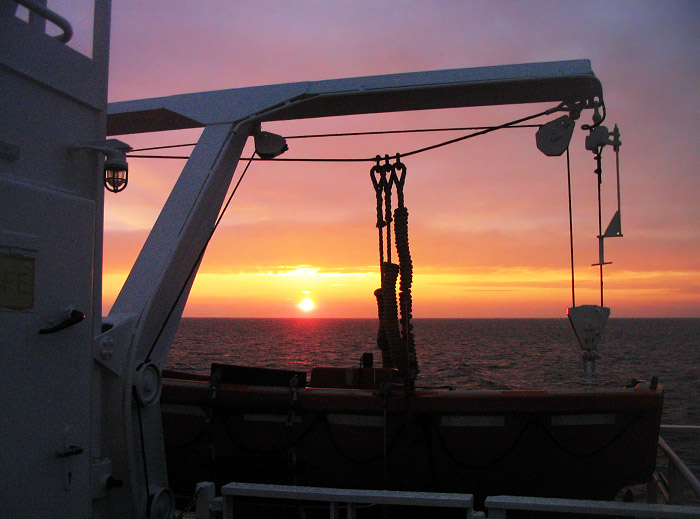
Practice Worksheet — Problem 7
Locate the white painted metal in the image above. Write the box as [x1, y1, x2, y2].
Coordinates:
[13, 0, 74, 43]
[107, 60, 602, 136]
[98, 123, 249, 519]
[221, 482, 482, 518]
[658, 436, 700, 502]
[484, 495, 700, 518]
[0, 2, 111, 519]
[195, 481, 216, 519]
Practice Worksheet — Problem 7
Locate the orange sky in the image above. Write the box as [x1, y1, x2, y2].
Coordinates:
[102, 1, 700, 318]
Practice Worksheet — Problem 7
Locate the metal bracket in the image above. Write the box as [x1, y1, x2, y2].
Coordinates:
[93, 314, 137, 375]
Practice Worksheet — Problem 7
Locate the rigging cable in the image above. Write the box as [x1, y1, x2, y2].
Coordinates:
[127, 106, 562, 163]
[566, 147, 576, 308]
[127, 124, 542, 153]
[595, 148, 605, 307]
[143, 153, 256, 363]
[283, 124, 542, 139]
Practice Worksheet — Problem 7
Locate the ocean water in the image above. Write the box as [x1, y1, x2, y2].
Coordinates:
[168, 317, 700, 475]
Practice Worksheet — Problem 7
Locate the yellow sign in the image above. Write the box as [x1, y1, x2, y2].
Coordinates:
[0, 254, 34, 310]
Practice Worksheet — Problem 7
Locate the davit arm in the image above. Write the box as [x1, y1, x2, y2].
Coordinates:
[96, 60, 603, 518]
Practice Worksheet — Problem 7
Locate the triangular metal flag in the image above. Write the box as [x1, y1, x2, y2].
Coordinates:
[603, 210, 622, 237]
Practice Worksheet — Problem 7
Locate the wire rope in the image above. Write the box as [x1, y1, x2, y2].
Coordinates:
[130, 143, 197, 152]
[283, 124, 541, 139]
[128, 107, 560, 163]
[128, 124, 541, 153]
[567, 148, 576, 308]
[143, 153, 256, 363]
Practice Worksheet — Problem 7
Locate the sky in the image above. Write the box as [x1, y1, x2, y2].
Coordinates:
[101, 0, 699, 318]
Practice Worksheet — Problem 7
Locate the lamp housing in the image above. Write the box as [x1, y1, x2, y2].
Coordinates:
[69, 139, 132, 193]
[103, 148, 129, 193]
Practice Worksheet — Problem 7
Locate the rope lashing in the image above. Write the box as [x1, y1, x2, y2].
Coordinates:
[372, 156, 399, 370]
[380, 262, 406, 372]
[392, 156, 418, 379]
[370, 155, 418, 381]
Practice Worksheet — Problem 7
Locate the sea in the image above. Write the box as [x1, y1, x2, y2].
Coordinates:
[168, 317, 700, 484]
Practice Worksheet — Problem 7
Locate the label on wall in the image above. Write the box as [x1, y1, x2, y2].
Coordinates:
[0, 254, 34, 310]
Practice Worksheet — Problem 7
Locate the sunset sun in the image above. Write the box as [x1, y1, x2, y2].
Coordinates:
[298, 298, 315, 312]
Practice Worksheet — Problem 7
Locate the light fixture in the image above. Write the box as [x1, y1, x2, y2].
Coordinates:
[69, 139, 132, 193]
[103, 147, 129, 192]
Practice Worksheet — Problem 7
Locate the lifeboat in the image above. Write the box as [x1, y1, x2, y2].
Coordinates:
[161, 364, 663, 507]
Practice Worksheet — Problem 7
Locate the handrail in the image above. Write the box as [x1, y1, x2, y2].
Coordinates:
[212, 480, 700, 519]
[661, 424, 700, 431]
[14, 0, 73, 43]
[219, 482, 484, 519]
[484, 496, 700, 518]
[658, 434, 700, 500]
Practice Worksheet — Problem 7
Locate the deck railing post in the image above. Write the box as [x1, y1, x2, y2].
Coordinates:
[222, 494, 232, 519]
[195, 482, 216, 519]
[487, 508, 507, 519]
[658, 433, 700, 503]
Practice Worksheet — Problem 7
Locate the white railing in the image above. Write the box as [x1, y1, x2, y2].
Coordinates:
[484, 496, 700, 518]
[219, 482, 484, 518]
[654, 427, 700, 504]
[202, 481, 700, 519]
[12, 0, 73, 42]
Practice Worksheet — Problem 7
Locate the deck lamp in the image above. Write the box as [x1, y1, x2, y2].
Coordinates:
[69, 139, 132, 193]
